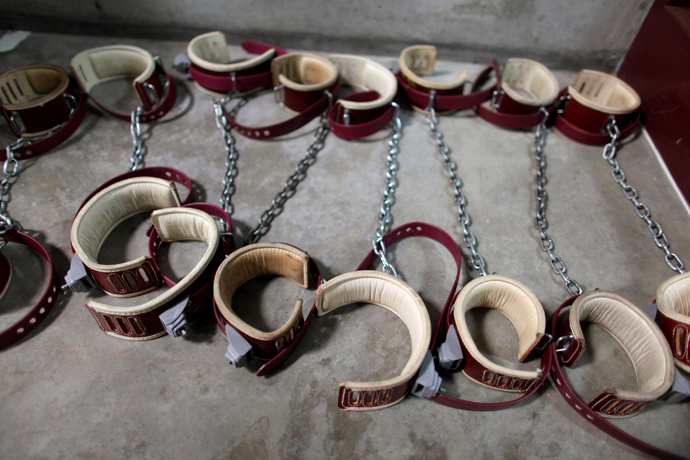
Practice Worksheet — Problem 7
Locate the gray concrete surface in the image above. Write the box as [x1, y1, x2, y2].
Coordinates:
[0, 1, 652, 71]
[1, 32, 689, 459]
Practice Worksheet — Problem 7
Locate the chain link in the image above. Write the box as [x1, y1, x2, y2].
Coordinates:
[213, 95, 246, 232]
[602, 118, 685, 274]
[129, 106, 151, 171]
[244, 92, 333, 245]
[1, 100, 77, 247]
[533, 108, 583, 295]
[424, 92, 487, 276]
[372, 103, 403, 278]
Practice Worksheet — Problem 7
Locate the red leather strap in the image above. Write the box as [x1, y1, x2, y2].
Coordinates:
[0, 77, 87, 162]
[653, 308, 690, 374]
[397, 66, 496, 111]
[0, 230, 60, 350]
[148, 202, 234, 289]
[328, 91, 396, 139]
[0, 251, 9, 299]
[189, 40, 288, 94]
[87, 230, 226, 340]
[224, 83, 339, 139]
[548, 296, 687, 460]
[213, 247, 322, 376]
[353, 222, 462, 408]
[553, 89, 640, 145]
[87, 258, 163, 297]
[84, 62, 178, 123]
[75, 166, 195, 216]
[338, 381, 413, 410]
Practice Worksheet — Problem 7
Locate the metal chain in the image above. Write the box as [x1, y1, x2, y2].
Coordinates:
[129, 106, 151, 171]
[533, 108, 583, 295]
[0, 141, 24, 246]
[0, 100, 77, 247]
[602, 118, 685, 274]
[244, 91, 333, 245]
[213, 95, 245, 232]
[424, 91, 487, 276]
[372, 103, 403, 278]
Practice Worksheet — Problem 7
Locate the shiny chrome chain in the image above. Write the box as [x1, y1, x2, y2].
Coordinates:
[372, 102, 403, 278]
[129, 106, 151, 171]
[0, 141, 24, 244]
[424, 91, 487, 276]
[244, 91, 333, 245]
[533, 108, 583, 295]
[213, 94, 248, 232]
[602, 118, 685, 274]
[1, 105, 76, 247]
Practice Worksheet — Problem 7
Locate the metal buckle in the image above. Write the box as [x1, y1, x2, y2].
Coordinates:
[63, 93, 77, 112]
[534, 332, 553, 351]
[489, 89, 504, 110]
[142, 82, 159, 106]
[172, 53, 191, 76]
[342, 107, 351, 126]
[273, 84, 285, 104]
[9, 112, 25, 135]
[554, 333, 574, 353]
[556, 94, 571, 114]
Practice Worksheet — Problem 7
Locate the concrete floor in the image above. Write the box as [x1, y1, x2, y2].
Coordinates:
[1, 32, 689, 459]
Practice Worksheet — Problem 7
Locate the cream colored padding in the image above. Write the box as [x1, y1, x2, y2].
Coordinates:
[569, 291, 674, 401]
[398, 45, 467, 91]
[656, 273, 690, 372]
[214, 243, 311, 341]
[87, 207, 219, 318]
[657, 273, 690, 318]
[500, 58, 558, 107]
[271, 53, 338, 93]
[316, 271, 431, 399]
[71, 45, 155, 93]
[453, 275, 545, 381]
[187, 31, 276, 73]
[328, 55, 396, 110]
[568, 69, 641, 115]
[71, 177, 181, 273]
[0, 65, 68, 110]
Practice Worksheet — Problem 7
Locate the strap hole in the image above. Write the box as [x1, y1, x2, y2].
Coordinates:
[39, 308, 45, 314]
[47, 296, 53, 303]
[29, 318, 36, 324]
[16, 328, 24, 334]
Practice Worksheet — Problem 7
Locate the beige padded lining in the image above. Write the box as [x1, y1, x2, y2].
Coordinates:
[453, 275, 545, 381]
[398, 45, 467, 91]
[500, 58, 558, 107]
[568, 69, 641, 115]
[657, 273, 690, 319]
[569, 291, 674, 401]
[213, 243, 310, 341]
[187, 31, 276, 73]
[87, 207, 219, 316]
[271, 53, 338, 93]
[70, 45, 155, 93]
[0, 65, 69, 110]
[316, 271, 431, 393]
[71, 177, 181, 273]
[328, 54, 396, 110]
